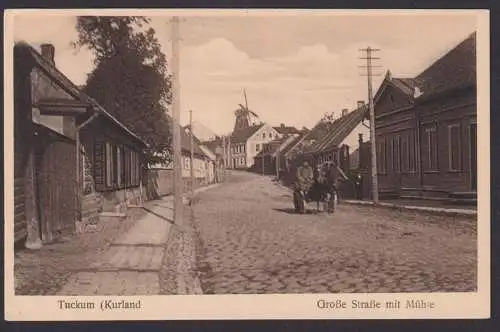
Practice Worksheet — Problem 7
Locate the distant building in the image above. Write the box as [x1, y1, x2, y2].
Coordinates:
[228, 123, 281, 169]
[373, 32, 477, 203]
[272, 123, 302, 136]
[253, 135, 298, 175]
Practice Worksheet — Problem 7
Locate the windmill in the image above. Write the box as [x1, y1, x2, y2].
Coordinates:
[233, 89, 260, 132]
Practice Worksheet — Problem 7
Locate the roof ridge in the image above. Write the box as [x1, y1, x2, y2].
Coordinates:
[416, 32, 476, 79]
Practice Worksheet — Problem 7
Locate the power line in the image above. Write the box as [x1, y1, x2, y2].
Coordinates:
[359, 46, 380, 204]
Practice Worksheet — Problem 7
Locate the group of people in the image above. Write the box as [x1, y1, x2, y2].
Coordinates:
[294, 160, 341, 213]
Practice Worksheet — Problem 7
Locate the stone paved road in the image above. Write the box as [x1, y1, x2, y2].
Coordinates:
[191, 171, 477, 294]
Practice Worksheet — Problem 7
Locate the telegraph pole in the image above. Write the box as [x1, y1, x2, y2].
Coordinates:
[276, 146, 280, 178]
[262, 147, 265, 175]
[189, 110, 194, 198]
[171, 16, 183, 222]
[222, 135, 226, 181]
[359, 47, 381, 204]
[228, 136, 232, 170]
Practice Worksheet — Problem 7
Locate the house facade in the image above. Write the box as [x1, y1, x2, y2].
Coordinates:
[374, 33, 477, 203]
[229, 123, 281, 169]
[253, 135, 298, 175]
[14, 43, 147, 248]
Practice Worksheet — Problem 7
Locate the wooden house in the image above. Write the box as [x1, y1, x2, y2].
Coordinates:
[253, 135, 298, 175]
[302, 104, 369, 172]
[14, 42, 147, 249]
[373, 33, 477, 203]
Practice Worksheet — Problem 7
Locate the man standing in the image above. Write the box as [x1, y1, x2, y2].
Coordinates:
[294, 161, 313, 213]
[325, 162, 339, 213]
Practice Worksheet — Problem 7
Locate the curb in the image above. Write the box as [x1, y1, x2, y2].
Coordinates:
[341, 200, 477, 218]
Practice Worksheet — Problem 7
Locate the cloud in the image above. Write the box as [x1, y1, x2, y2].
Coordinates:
[179, 38, 371, 134]
[11, 13, 478, 142]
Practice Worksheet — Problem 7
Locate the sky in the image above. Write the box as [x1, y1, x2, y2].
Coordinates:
[12, 11, 478, 141]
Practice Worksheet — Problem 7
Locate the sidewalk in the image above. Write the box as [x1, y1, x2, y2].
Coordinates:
[341, 199, 477, 218]
[272, 179, 476, 218]
[58, 184, 219, 295]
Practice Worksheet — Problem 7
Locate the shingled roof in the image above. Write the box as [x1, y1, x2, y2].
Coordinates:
[415, 32, 476, 100]
[254, 135, 297, 158]
[230, 124, 264, 143]
[373, 32, 476, 108]
[305, 105, 368, 155]
[14, 42, 147, 148]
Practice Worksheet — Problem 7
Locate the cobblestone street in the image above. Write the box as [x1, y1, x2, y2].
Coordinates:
[192, 171, 477, 294]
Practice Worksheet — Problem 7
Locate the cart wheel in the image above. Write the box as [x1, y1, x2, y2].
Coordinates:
[293, 191, 300, 213]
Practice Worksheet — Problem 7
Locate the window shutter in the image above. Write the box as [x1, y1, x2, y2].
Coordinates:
[94, 141, 105, 191]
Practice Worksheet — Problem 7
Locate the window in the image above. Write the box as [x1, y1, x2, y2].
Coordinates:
[426, 126, 438, 171]
[392, 135, 401, 173]
[116, 147, 122, 187]
[105, 142, 113, 187]
[377, 137, 387, 174]
[448, 124, 461, 171]
[256, 144, 260, 151]
[263, 133, 266, 139]
[408, 131, 416, 172]
[101, 141, 140, 190]
[402, 132, 416, 173]
[401, 135, 409, 172]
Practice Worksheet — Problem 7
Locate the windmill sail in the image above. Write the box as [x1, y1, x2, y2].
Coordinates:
[233, 88, 259, 132]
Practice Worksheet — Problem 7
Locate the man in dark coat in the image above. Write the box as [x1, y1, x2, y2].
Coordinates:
[325, 162, 340, 213]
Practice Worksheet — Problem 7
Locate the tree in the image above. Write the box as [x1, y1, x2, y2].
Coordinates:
[73, 16, 172, 164]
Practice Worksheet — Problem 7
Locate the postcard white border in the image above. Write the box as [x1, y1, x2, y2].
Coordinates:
[4, 9, 490, 321]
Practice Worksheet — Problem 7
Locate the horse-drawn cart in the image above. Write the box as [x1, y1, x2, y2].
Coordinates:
[292, 161, 347, 214]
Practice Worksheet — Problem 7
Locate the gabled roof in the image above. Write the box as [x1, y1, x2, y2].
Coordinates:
[230, 123, 265, 143]
[14, 42, 147, 148]
[199, 145, 217, 161]
[254, 136, 296, 158]
[181, 127, 206, 157]
[305, 105, 369, 155]
[282, 129, 314, 158]
[415, 32, 476, 99]
[202, 139, 223, 154]
[391, 78, 420, 96]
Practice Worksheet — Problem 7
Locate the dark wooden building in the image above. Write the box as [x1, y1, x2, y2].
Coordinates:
[14, 42, 147, 249]
[374, 33, 477, 203]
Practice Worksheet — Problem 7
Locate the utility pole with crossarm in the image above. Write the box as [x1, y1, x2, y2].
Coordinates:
[359, 47, 382, 204]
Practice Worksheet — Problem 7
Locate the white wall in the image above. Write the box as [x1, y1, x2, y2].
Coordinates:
[181, 155, 207, 178]
[246, 124, 281, 167]
[341, 122, 370, 150]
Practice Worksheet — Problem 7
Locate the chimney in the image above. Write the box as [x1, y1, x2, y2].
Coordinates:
[341, 109, 348, 117]
[280, 123, 285, 128]
[357, 100, 365, 109]
[40, 44, 55, 65]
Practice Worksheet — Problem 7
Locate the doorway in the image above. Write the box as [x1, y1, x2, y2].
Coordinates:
[36, 129, 77, 241]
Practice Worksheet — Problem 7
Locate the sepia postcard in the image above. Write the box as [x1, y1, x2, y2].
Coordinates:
[4, 9, 490, 320]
